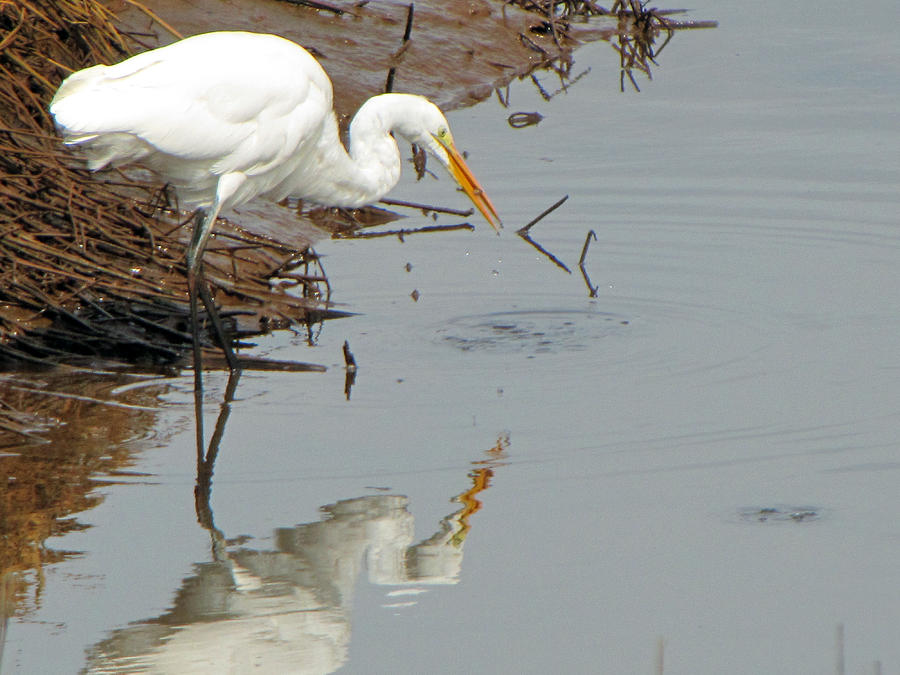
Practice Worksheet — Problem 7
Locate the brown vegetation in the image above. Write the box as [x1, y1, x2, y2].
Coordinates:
[0, 1, 327, 369]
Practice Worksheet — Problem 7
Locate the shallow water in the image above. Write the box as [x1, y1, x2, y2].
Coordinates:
[3, 1, 900, 673]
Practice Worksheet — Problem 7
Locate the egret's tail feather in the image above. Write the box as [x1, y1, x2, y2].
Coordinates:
[61, 132, 153, 171]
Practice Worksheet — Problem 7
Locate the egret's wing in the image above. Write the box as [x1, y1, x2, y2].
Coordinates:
[51, 32, 333, 176]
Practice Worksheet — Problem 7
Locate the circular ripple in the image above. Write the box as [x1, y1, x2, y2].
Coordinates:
[436, 309, 631, 356]
[429, 294, 782, 384]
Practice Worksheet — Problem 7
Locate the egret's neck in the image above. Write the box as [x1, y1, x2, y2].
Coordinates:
[272, 94, 418, 208]
[340, 95, 417, 204]
[308, 94, 420, 207]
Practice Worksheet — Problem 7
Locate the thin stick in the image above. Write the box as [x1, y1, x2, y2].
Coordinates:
[401, 3, 415, 41]
[380, 197, 473, 217]
[343, 340, 357, 370]
[200, 354, 326, 372]
[385, 3, 414, 92]
[517, 194, 568, 235]
[343, 341, 357, 400]
[0, 5, 27, 52]
[339, 222, 474, 239]
[579, 230, 599, 297]
[579, 229, 597, 267]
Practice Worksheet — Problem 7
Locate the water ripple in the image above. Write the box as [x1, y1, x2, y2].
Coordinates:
[436, 309, 630, 356]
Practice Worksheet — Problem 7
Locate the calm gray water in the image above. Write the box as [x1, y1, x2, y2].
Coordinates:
[4, 1, 900, 673]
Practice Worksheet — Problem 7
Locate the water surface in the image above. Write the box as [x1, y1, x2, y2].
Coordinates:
[3, 1, 900, 673]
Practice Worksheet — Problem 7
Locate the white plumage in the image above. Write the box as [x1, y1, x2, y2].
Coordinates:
[50, 31, 500, 225]
[50, 31, 500, 369]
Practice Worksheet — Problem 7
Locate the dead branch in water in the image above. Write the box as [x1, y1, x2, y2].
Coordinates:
[517, 195, 569, 236]
[579, 230, 599, 297]
[335, 223, 475, 241]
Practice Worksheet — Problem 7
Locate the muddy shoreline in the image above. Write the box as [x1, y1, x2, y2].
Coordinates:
[106, 0, 577, 115]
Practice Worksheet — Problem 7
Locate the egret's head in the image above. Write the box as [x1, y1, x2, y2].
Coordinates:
[402, 98, 502, 232]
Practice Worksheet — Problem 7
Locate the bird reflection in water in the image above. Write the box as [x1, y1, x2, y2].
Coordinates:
[83, 379, 507, 673]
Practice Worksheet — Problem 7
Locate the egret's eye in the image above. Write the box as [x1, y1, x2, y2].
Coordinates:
[437, 127, 449, 139]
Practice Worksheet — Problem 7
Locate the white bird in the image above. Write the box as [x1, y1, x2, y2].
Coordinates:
[50, 31, 501, 370]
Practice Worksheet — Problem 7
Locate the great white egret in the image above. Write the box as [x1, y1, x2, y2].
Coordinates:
[50, 31, 501, 370]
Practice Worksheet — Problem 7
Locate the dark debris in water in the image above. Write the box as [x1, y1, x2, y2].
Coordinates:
[507, 111, 544, 128]
[440, 310, 629, 355]
[738, 506, 823, 524]
[579, 230, 599, 297]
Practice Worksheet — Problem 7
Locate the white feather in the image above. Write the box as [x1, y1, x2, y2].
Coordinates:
[50, 31, 499, 224]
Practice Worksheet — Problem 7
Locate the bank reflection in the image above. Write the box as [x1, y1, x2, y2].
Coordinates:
[85, 377, 506, 674]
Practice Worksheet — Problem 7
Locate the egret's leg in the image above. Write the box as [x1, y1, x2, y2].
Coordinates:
[189, 255, 206, 446]
[187, 175, 245, 449]
[196, 280, 240, 368]
[187, 209, 210, 444]
[186, 199, 240, 372]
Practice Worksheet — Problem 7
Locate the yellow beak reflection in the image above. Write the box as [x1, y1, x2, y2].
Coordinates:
[433, 134, 502, 232]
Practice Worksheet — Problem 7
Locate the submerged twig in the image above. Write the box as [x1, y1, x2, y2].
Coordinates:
[519, 233, 572, 274]
[517, 194, 568, 235]
[342, 340, 357, 370]
[342, 340, 357, 400]
[200, 352, 327, 372]
[579, 230, 598, 297]
[516, 195, 571, 273]
[529, 73, 552, 100]
[379, 198, 473, 217]
[495, 85, 511, 107]
[337, 222, 475, 240]
[578, 230, 596, 267]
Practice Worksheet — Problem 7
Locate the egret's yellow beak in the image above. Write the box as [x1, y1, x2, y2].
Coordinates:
[433, 134, 502, 232]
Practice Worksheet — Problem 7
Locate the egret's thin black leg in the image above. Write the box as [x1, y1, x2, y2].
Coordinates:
[186, 208, 241, 372]
[189, 262, 206, 447]
[195, 268, 240, 371]
[188, 209, 212, 449]
[188, 205, 242, 448]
